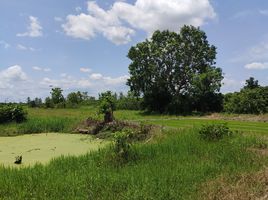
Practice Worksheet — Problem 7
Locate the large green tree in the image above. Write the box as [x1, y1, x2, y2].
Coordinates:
[50, 87, 65, 106]
[127, 25, 223, 113]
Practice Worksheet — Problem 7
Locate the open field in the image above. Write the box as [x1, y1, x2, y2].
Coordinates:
[0, 107, 267, 136]
[0, 108, 268, 199]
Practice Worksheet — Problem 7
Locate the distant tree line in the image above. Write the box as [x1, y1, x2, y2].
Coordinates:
[27, 88, 141, 110]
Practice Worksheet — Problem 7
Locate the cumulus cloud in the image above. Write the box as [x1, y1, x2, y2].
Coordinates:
[17, 16, 43, 37]
[80, 67, 92, 73]
[32, 66, 51, 72]
[62, 0, 215, 44]
[0, 65, 29, 91]
[245, 62, 268, 70]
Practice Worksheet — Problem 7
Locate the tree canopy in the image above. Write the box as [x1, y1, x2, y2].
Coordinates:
[127, 25, 223, 114]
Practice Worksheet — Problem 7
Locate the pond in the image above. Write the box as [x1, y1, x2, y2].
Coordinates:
[0, 133, 107, 167]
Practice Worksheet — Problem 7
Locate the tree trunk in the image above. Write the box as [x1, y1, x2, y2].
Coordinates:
[104, 111, 113, 123]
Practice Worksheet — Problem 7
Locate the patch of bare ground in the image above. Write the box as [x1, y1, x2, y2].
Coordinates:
[204, 113, 268, 122]
[200, 167, 268, 200]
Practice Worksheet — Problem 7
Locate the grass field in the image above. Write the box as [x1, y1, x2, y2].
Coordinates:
[0, 107, 267, 136]
[0, 108, 268, 199]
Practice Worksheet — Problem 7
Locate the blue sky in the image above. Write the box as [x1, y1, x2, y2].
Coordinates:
[0, 0, 268, 102]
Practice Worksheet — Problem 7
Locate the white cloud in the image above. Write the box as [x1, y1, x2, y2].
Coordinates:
[62, 0, 215, 44]
[0, 65, 28, 91]
[245, 62, 268, 70]
[80, 67, 92, 73]
[89, 73, 129, 85]
[17, 16, 43, 37]
[89, 73, 103, 80]
[32, 66, 51, 72]
[0, 40, 10, 49]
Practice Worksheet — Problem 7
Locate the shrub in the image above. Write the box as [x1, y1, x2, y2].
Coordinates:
[11, 105, 27, 123]
[0, 105, 27, 124]
[112, 130, 137, 164]
[199, 123, 232, 141]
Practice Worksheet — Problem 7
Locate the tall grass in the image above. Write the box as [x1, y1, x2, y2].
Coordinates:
[0, 128, 266, 199]
[17, 117, 77, 134]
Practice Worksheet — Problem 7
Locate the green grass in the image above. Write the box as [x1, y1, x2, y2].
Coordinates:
[0, 108, 267, 136]
[146, 119, 268, 134]
[0, 129, 266, 199]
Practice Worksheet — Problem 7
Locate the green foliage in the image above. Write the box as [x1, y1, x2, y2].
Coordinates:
[116, 92, 141, 110]
[127, 25, 223, 114]
[44, 97, 54, 108]
[27, 97, 42, 108]
[99, 91, 116, 122]
[66, 91, 83, 108]
[244, 77, 260, 90]
[224, 86, 268, 114]
[51, 87, 65, 106]
[0, 104, 27, 124]
[112, 131, 133, 164]
[199, 123, 233, 141]
[99, 91, 116, 114]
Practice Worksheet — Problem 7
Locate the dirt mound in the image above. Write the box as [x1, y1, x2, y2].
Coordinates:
[76, 117, 155, 140]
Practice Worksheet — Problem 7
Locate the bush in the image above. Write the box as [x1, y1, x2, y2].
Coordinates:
[199, 124, 232, 141]
[0, 105, 27, 124]
[11, 105, 27, 123]
[112, 130, 137, 164]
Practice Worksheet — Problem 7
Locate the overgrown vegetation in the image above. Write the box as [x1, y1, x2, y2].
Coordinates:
[199, 123, 233, 141]
[0, 104, 27, 124]
[0, 128, 267, 199]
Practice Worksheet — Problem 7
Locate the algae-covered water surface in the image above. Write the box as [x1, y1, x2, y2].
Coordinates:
[0, 133, 107, 167]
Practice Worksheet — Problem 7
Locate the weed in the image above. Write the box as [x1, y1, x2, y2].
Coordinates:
[199, 123, 233, 141]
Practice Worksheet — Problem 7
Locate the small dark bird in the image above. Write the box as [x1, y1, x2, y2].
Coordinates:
[14, 155, 22, 164]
